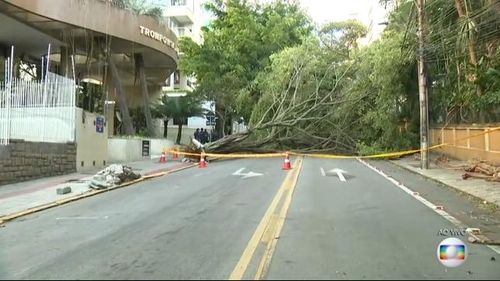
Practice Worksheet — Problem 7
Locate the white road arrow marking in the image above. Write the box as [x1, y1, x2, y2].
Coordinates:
[320, 167, 326, 177]
[242, 172, 264, 179]
[232, 168, 264, 179]
[330, 168, 347, 182]
[232, 168, 246, 176]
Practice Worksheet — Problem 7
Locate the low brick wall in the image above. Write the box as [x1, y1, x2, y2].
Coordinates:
[0, 139, 76, 185]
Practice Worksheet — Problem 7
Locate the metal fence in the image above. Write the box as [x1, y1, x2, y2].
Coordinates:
[0, 46, 76, 145]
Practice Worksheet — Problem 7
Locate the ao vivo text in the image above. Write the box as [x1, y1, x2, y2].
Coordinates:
[437, 228, 468, 236]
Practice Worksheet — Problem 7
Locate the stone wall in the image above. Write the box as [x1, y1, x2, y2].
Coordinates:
[0, 139, 76, 185]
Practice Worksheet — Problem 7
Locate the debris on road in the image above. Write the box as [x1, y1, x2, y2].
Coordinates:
[468, 236, 500, 245]
[179, 138, 203, 163]
[89, 164, 141, 190]
[350, 150, 499, 183]
[179, 138, 212, 163]
[431, 154, 500, 182]
[56, 186, 72, 195]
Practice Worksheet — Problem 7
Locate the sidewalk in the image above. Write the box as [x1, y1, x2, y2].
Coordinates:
[390, 156, 500, 207]
[0, 158, 193, 218]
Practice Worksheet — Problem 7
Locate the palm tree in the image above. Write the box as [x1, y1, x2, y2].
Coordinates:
[153, 94, 209, 144]
[152, 95, 174, 138]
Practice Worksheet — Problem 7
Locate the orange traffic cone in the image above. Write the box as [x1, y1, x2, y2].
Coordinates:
[282, 154, 292, 170]
[172, 148, 178, 159]
[159, 151, 166, 163]
[199, 152, 207, 168]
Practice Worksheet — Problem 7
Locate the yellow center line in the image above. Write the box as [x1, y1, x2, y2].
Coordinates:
[254, 157, 304, 280]
[228, 156, 304, 280]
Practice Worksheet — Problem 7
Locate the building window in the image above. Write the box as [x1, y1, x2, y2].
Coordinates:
[169, 18, 179, 30]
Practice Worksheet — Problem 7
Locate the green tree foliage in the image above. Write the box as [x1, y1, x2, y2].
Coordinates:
[109, 0, 165, 22]
[188, 0, 500, 155]
[178, 0, 313, 136]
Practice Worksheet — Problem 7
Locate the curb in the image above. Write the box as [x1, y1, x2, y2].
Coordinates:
[0, 163, 198, 225]
[387, 160, 499, 209]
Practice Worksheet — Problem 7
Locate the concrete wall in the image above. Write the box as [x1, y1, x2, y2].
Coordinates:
[0, 107, 75, 143]
[160, 127, 196, 145]
[108, 137, 175, 163]
[0, 139, 76, 185]
[430, 124, 500, 165]
[75, 108, 109, 172]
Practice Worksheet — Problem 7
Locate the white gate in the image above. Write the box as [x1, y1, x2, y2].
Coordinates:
[0, 45, 76, 145]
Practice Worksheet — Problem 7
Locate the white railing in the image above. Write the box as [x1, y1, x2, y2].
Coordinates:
[0, 51, 14, 145]
[0, 50, 76, 145]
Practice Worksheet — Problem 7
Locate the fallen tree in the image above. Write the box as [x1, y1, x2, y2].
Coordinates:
[189, 41, 367, 156]
[175, 15, 427, 158]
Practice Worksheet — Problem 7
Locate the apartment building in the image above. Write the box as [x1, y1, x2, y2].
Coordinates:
[163, 0, 203, 90]
[161, 0, 215, 131]
[355, 0, 399, 45]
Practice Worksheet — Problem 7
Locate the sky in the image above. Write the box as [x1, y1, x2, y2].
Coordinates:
[299, 0, 373, 25]
[201, 0, 388, 27]
[195, 0, 390, 46]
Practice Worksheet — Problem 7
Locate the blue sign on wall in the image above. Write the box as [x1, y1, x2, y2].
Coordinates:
[96, 116, 105, 133]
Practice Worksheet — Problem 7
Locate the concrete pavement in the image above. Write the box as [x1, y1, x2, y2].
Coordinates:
[0, 156, 294, 280]
[0, 159, 193, 218]
[265, 158, 500, 280]
[389, 156, 500, 207]
[368, 160, 500, 242]
[0, 156, 499, 280]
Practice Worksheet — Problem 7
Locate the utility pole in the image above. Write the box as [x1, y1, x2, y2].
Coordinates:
[417, 0, 429, 169]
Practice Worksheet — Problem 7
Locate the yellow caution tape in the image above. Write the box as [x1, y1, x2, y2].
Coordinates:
[163, 126, 500, 160]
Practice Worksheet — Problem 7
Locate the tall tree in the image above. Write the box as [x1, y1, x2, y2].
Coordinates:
[179, 0, 313, 137]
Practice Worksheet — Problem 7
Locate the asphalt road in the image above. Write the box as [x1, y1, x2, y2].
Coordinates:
[0, 156, 499, 280]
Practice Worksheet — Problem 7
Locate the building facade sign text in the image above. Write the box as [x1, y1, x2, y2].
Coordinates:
[139, 26, 179, 53]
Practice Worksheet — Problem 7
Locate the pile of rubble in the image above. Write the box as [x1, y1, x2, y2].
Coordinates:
[179, 138, 205, 163]
[431, 154, 500, 182]
[89, 164, 142, 190]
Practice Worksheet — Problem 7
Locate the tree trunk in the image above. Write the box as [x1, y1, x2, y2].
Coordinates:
[226, 114, 233, 135]
[134, 53, 155, 137]
[215, 100, 224, 138]
[454, 0, 485, 122]
[108, 54, 134, 135]
[176, 122, 183, 144]
[163, 119, 169, 138]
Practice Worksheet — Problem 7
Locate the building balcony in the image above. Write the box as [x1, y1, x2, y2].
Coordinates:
[164, 1, 195, 25]
[174, 27, 194, 39]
